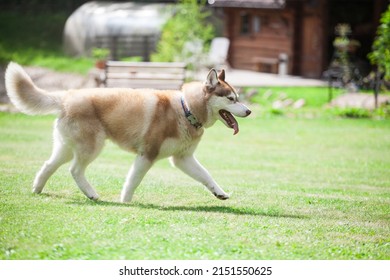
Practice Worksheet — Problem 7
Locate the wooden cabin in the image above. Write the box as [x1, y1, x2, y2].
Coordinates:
[209, 0, 388, 78]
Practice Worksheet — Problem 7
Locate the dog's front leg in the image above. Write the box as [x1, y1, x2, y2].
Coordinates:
[121, 155, 153, 203]
[171, 155, 230, 200]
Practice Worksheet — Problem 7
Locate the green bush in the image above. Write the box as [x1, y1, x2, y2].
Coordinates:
[368, 5, 390, 80]
[151, 0, 215, 64]
[332, 108, 372, 119]
[120, 56, 143, 62]
[328, 107, 390, 120]
[91, 48, 110, 60]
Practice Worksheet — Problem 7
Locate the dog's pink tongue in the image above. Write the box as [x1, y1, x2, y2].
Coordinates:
[233, 122, 239, 135]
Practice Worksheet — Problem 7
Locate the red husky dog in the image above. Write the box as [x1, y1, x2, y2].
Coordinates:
[5, 62, 251, 202]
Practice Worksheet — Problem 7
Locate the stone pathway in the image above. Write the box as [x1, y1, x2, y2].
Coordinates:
[193, 68, 326, 87]
[330, 93, 390, 109]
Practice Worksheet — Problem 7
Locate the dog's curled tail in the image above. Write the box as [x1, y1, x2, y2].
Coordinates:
[5, 62, 64, 115]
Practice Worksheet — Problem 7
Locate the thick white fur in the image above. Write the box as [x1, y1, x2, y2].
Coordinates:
[5, 62, 65, 115]
[5, 62, 251, 203]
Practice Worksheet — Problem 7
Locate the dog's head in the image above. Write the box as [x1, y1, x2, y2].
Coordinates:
[204, 69, 251, 135]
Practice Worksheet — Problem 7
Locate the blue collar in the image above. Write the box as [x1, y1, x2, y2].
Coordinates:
[181, 96, 202, 129]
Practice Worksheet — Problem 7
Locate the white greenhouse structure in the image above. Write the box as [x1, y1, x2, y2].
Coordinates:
[63, 1, 175, 61]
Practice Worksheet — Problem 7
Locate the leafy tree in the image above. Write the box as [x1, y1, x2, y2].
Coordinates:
[151, 0, 215, 66]
[368, 5, 390, 80]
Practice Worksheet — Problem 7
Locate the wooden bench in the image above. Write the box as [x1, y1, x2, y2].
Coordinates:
[253, 57, 279, 74]
[101, 61, 187, 90]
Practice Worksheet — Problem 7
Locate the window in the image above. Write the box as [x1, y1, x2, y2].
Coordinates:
[240, 12, 251, 35]
[253, 16, 261, 33]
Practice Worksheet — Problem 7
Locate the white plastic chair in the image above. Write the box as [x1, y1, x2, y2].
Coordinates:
[206, 37, 230, 69]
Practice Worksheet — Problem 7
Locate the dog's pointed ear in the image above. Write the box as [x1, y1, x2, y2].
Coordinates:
[218, 69, 225, 81]
[205, 68, 219, 90]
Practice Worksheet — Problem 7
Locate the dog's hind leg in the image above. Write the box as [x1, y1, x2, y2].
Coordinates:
[171, 155, 230, 200]
[70, 157, 99, 200]
[33, 126, 73, 194]
[70, 145, 104, 201]
[69, 133, 105, 201]
[120, 155, 153, 203]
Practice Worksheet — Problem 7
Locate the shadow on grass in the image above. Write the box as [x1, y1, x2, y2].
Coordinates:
[134, 202, 307, 219]
[68, 199, 306, 219]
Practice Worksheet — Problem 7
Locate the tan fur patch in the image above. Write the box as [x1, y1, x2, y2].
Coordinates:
[144, 93, 179, 161]
[89, 90, 147, 153]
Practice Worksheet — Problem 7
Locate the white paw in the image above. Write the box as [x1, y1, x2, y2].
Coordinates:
[32, 188, 42, 194]
[214, 192, 230, 200]
[88, 194, 99, 201]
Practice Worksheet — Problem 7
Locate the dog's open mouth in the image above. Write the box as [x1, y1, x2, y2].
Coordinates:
[219, 110, 239, 135]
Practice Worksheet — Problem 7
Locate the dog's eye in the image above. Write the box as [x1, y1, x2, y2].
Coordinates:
[227, 97, 235, 101]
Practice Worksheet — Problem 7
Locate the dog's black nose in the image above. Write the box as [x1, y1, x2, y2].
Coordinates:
[246, 109, 252, 116]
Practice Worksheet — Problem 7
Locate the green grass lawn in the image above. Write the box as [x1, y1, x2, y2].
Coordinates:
[0, 109, 389, 260]
[1, 8, 388, 260]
